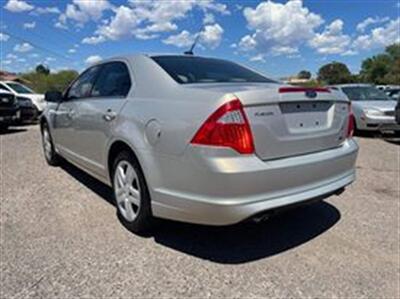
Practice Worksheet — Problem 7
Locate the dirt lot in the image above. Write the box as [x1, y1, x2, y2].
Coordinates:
[0, 125, 399, 298]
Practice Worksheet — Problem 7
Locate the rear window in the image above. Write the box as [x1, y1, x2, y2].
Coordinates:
[151, 56, 275, 84]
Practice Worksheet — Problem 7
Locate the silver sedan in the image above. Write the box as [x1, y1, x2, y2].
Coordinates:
[331, 84, 400, 133]
[40, 54, 358, 233]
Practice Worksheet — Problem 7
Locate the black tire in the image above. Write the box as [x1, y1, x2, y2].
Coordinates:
[112, 150, 153, 234]
[41, 122, 60, 166]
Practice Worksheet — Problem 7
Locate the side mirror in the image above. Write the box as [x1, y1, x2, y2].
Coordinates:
[45, 91, 63, 103]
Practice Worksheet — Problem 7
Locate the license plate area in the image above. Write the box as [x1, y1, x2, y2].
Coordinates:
[280, 101, 333, 132]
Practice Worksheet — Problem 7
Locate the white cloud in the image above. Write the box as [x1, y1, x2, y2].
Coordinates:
[163, 23, 224, 49]
[250, 54, 265, 62]
[83, 0, 229, 44]
[200, 23, 224, 48]
[23, 21, 36, 29]
[356, 16, 390, 32]
[163, 30, 194, 48]
[2, 60, 12, 65]
[33, 6, 60, 15]
[59, 0, 112, 27]
[271, 46, 299, 55]
[6, 53, 17, 59]
[0, 32, 10, 41]
[309, 19, 351, 54]
[203, 13, 215, 24]
[68, 48, 77, 54]
[238, 35, 257, 51]
[353, 18, 400, 50]
[85, 55, 102, 65]
[82, 35, 106, 45]
[54, 22, 68, 30]
[14, 42, 33, 52]
[4, 0, 34, 13]
[239, 0, 323, 56]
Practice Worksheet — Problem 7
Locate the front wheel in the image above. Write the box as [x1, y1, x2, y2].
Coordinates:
[112, 151, 153, 234]
[41, 123, 60, 166]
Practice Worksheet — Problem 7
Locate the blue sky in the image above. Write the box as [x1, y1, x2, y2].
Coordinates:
[1, 0, 399, 79]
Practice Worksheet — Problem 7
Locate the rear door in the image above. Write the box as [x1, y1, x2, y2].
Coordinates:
[71, 61, 132, 176]
[241, 87, 350, 160]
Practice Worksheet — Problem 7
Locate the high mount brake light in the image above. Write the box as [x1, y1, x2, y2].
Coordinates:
[191, 99, 255, 154]
[278, 87, 331, 93]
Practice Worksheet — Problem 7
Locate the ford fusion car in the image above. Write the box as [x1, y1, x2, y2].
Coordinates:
[331, 84, 399, 133]
[40, 54, 358, 233]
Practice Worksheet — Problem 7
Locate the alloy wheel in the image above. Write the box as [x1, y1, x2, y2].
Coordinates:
[113, 160, 141, 222]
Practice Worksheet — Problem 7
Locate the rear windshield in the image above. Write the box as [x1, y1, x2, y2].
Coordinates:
[151, 56, 275, 84]
[341, 86, 390, 101]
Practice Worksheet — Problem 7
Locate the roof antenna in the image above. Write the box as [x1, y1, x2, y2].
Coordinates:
[184, 26, 203, 55]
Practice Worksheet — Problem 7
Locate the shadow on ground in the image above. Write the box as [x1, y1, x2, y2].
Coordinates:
[355, 131, 400, 145]
[61, 160, 341, 264]
[0, 128, 27, 135]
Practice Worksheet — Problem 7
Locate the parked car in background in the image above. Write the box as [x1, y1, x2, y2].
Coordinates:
[0, 81, 45, 115]
[40, 54, 358, 233]
[0, 90, 19, 130]
[15, 96, 38, 124]
[330, 84, 399, 134]
[395, 100, 400, 124]
[385, 88, 400, 101]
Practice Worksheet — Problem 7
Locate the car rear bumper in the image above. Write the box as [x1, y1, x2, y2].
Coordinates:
[149, 139, 359, 225]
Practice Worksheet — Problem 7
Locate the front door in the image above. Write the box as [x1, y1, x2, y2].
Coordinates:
[52, 65, 101, 164]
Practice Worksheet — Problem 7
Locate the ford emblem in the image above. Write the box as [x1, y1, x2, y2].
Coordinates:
[305, 90, 317, 98]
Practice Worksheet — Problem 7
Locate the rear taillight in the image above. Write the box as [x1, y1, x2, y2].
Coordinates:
[347, 103, 355, 138]
[191, 99, 255, 154]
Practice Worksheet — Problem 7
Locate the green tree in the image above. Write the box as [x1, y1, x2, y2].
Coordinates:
[317, 62, 352, 84]
[359, 43, 400, 84]
[297, 70, 312, 79]
[22, 70, 78, 93]
[35, 64, 50, 75]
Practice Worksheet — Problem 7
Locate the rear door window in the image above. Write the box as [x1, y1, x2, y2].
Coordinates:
[91, 62, 132, 97]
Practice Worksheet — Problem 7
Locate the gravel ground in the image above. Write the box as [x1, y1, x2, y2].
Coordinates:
[1, 125, 399, 298]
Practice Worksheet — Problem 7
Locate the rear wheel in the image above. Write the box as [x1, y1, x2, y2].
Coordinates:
[41, 123, 60, 166]
[112, 151, 153, 234]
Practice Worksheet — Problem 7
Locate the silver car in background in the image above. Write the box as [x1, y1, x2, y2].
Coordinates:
[40, 54, 358, 233]
[331, 84, 399, 133]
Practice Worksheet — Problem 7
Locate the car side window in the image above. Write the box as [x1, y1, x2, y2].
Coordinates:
[91, 62, 132, 98]
[67, 66, 100, 100]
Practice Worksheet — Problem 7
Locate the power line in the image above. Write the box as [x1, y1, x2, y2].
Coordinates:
[3, 30, 73, 62]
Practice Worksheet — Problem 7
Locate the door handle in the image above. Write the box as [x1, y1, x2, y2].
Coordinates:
[103, 110, 117, 122]
[67, 109, 75, 118]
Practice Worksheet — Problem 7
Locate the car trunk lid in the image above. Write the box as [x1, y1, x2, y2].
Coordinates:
[236, 86, 350, 160]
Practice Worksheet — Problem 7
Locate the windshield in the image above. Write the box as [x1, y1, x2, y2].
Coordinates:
[151, 56, 275, 84]
[341, 86, 391, 101]
[6, 82, 34, 94]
